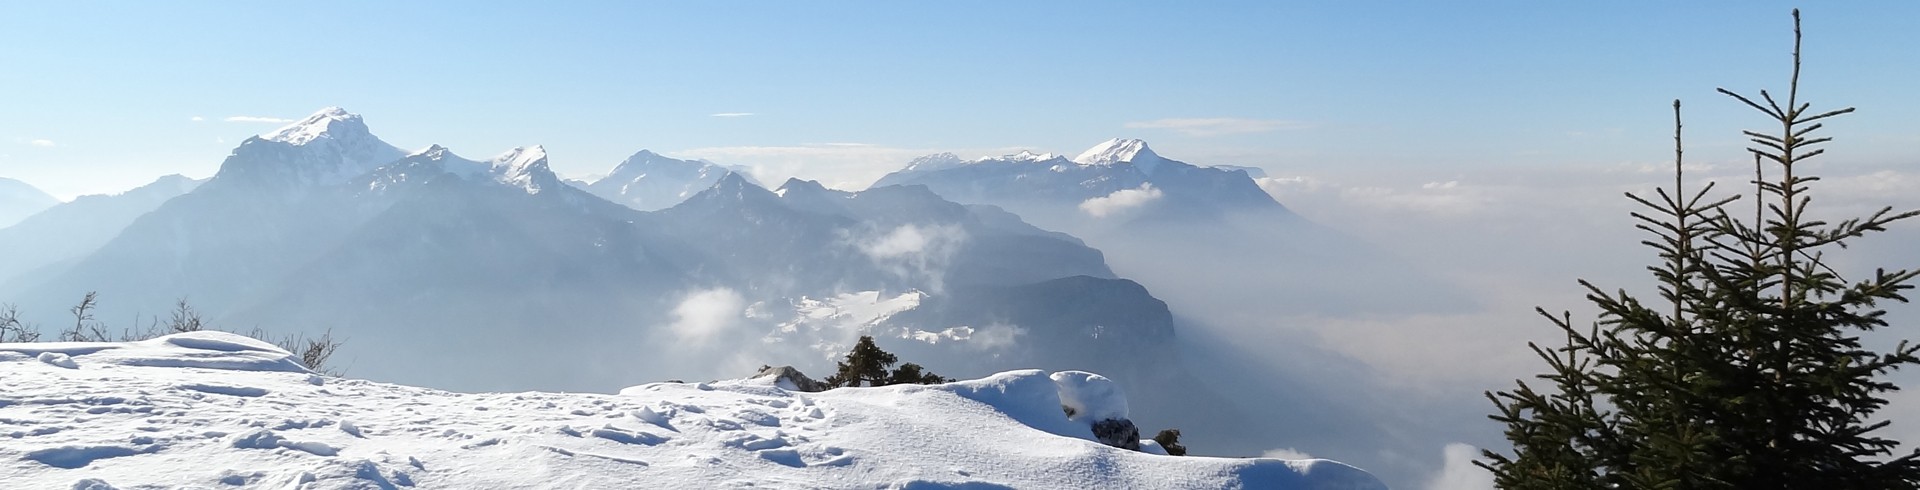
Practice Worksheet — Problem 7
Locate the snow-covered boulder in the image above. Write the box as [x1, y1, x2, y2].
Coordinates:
[1051, 370, 1129, 421]
[1050, 370, 1142, 450]
[0, 336, 1384, 489]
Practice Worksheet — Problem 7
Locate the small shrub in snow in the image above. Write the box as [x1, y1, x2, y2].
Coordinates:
[1152, 429, 1187, 456]
[0, 303, 37, 342]
[58, 291, 109, 342]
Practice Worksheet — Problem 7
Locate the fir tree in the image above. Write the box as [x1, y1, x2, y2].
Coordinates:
[1481, 10, 1920, 489]
[888, 362, 952, 385]
[824, 336, 951, 387]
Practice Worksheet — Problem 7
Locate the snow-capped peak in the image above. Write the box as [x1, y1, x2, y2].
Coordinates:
[261, 107, 364, 146]
[489, 146, 557, 194]
[774, 178, 831, 198]
[409, 144, 450, 159]
[1074, 138, 1169, 174]
[1073, 139, 1158, 166]
[903, 153, 965, 172]
[491, 146, 548, 173]
[975, 150, 1059, 163]
[605, 149, 682, 178]
[205, 107, 404, 193]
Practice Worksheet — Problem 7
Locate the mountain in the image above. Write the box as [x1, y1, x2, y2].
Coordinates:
[873, 139, 1285, 223]
[199, 107, 406, 195]
[0, 174, 201, 287]
[0, 177, 60, 228]
[0, 332, 1383, 489]
[0, 111, 1399, 484]
[1, 109, 415, 319]
[575, 150, 759, 211]
[0, 109, 1188, 401]
[871, 138, 1464, 317]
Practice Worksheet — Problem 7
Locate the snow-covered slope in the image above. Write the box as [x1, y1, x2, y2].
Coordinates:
[577, 150, 759, 211]
[0, 176, 60, 229]
[0, 332, 1383, 489]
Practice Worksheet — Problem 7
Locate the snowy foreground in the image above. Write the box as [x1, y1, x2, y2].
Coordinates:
[1, 333, 1382, 489]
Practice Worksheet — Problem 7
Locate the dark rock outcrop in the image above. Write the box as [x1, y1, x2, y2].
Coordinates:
[1091, 418, 1142, 451]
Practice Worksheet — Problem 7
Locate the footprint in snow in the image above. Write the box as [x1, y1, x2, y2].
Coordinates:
[590, 426, 667, 446]
[723, 433, 789, 451]
[70, 478, 119, 490]
[734, 409, 780, 427]
[24, 444, 155, 469]
[229, 428, 338, 456]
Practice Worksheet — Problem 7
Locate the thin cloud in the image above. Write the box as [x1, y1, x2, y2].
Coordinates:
[710, 112, 756, 118]
[224, 116, 296, 123]
[1079, 183, 1164, 218]
[190, 116, 206, 122]
[29, 139, 55, 147]
[1424, 443, 1494, 490]
[1124, 117, 1313, 137]
[1261, 448, 1314, 460]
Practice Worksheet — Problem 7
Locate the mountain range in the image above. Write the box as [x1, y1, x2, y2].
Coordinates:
[0, 108, 1262, 447]
[873, 137, 1466, 319]
[573, 149, 759, 211]
[0, 109, 1446, 485]
[0, 177, 60, 228]
[0, 174, 201, 287]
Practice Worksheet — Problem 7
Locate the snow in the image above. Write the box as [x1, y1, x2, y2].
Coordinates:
[260, 107, 355, 146]
[232, 107, 406, 189]
[902, 152, 966, 172]
[489, 146, 553, 194]
[1, 333, 1383, 489]
[771, 290, 925, 338]
[972, 150, 1059, 163]
[1050, 371, 1130, 422]
[1073, 138, 1166, 174]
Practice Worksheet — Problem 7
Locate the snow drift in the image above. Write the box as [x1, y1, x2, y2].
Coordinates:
[1, 332, 1382, 489]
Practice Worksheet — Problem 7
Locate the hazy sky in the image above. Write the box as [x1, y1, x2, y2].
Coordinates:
[4, 2, 1919, 199]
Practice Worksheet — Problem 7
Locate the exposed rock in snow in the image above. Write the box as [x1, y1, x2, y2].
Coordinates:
[1, 333, 1384, 489]
[1093, 418, 1144, 451]
[753, 365, 829, 392]
[1052, 371, 1143, 450]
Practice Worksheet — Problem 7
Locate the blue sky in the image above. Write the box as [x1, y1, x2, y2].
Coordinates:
[3, 1, 1918, 198]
